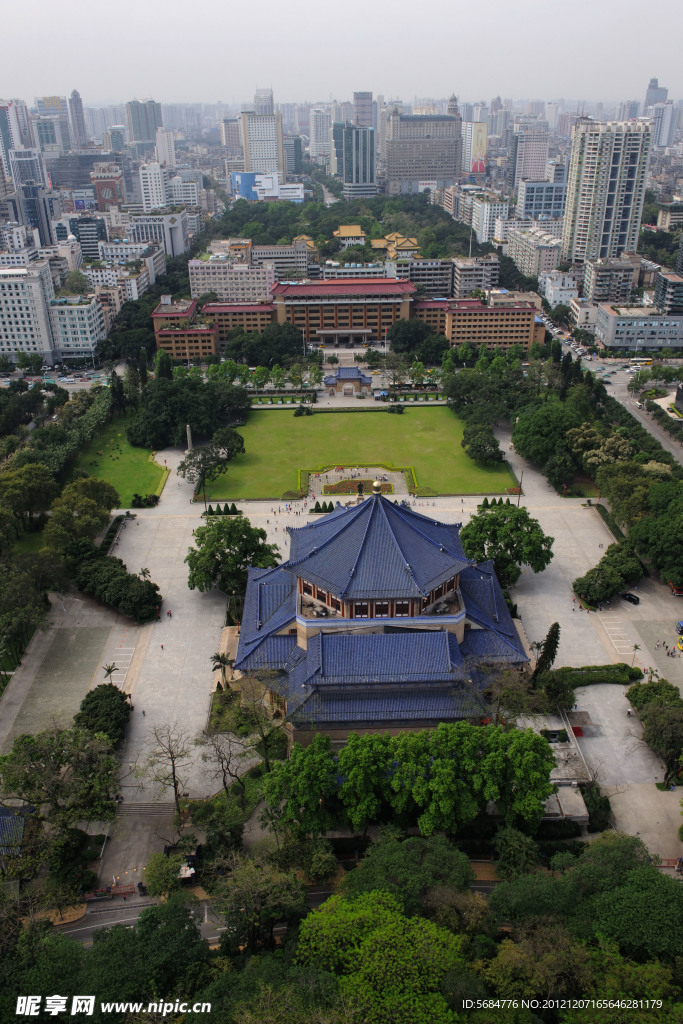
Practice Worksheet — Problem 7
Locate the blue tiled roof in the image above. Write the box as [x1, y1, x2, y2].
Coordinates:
[286, 495, 471, 600]
[0, 809, 28, 855]
[459, 561, 528, 661]
[234, 564, 297, 669]
[324, 366, 372, 385]
[290, 685, 487, 725]
[287, 629, 465, 688]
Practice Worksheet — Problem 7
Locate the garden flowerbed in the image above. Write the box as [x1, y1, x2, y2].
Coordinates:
[323, 479, 394, 495]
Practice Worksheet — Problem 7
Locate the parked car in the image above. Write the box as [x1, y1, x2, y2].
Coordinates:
[621, 593, 640, 605]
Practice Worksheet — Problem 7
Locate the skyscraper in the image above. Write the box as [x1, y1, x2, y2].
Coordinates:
[239, 111, 285, 176]
[506, 127, 549, 191]
[155, 127, 176, 167]
[253, 89, 274, 116]
[649, 101, 675, 148]
[8, 149, 49, 188]
[386, 108, 462, 194]
[69, 90, 88, 148]
[309, 108, 331, 162]
[35, 97, 71, 151]
[139, 162, 170, 212]
[561, 119, 652, 264]
[353, 92, 373, 128]
[126, 100, 163, 144]
[340, 124, 376, 199]
[643, 78, 667, 112]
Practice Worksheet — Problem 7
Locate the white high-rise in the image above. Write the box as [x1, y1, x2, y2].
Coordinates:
[309, 108, 331, 161]
[239, 111, 285, 176]
[139, 162, 170, 211]
[561, 119, 652, 264]
[155, 127, 176, 167]
[648, 101, 674, 148]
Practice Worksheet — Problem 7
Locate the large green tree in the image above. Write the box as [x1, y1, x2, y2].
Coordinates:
[212, 855, 306, 955]
[73, 684, 131, 745]
[185, 515, 279, 594]
[460, 504, 554, 588]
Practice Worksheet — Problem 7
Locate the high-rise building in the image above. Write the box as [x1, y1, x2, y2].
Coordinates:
[506, 128, 549, 191]
[649, 101, 675, 148]
[35, 97, 71, 151]
[155, 127, 176, 167]
[239, 111, 285, 176]
[69, 90, 88, 148]
[253, 89, 274, 116]
[139, 162, 170, 211]
[34, 116, 65, 155]
[90, 162, 125, 211]
[0, 101, 24, 176]
[353, 92, 373, 128]
[283, 135, 303, 175]
[102, 125, 126, 152]
[516, 178, 566, 220]
[340, 124, 376, 200]
[617, 100, 640, 121]
[561, 119, 652, 264]
[385, 107, 462, 195]
[219, 119, 242, 153]
[0, 262, 57, 362]
[309, 108, 331, 162]
[8, 149, 49, 188]
[21, 182, 62, 246]
[461, 122, 487, 177]
[126, 99, 163, 143]
[643, 78, 667, 112]
[654, 269, 683, 316]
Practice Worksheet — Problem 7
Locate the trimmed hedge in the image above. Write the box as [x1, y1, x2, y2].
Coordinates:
[595, 502, 625, 541]
[541, 663, 642, 688]
[75, 555, 162, 622]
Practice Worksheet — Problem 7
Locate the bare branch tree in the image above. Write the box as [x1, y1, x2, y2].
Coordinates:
[139, 722, 193, 815]
[200, 731, 250, 810]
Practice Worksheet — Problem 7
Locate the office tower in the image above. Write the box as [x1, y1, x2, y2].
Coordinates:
[283, 135, 303, 175]
[69, 90, 88, 148]
[20, 183, 62, 245]
[103, 125, 126, 151]
[34, 116, 66, 155]
[506, 127, 549, 191]
[385, 108, 462, 194]
[460, 103, 474, 123]
[155, 127, 176, 167]
[309, 108, 331, 161]
[461, 122, 488, 176]
[219, 118, 242, 153]
[644, 78, 667, 112]
[35, 97, 71, 151]
[617, 100, 640, 121]
[340, 124, 376, 199]
[139, 162, 170, 211]
[516, 178, 566, 220]
[278, 103, 297, 133]
[0, 158, 10, 200]
[353, 92, 373, 127]
[473, 103, 489, 123]
[649, 101, 675, 148]
[90, 162, 125, 211]
[561, 119, 652, 264]
[545, 102, 560, 133]
[239, 111, 285, 175]
[8, 149, 49, 188]
[253, 89, 274, 116]
[546, 158, 567, 183]
[126, 99, 163, 143]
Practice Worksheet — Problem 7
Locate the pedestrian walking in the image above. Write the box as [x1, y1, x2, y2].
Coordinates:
[142, 710, 145, 716]
[160, 644, 164, 650]
[168, 610, 172, 618]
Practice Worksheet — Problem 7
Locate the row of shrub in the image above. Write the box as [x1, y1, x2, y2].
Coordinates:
[626, 678, 683, 789]
[310, 500, 335, 513]
[543, 663, 643, 688]
[98, 515, 124, 554]
[131, 492, 160, 508]
[595, 502, 625, 540]
[204, 503, 241, 517]
[75, 556, 162, 623]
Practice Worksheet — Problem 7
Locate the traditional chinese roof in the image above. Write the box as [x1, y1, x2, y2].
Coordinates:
[286, 494, 472, 600]
[271, 279, 416, 298]
[323, 366, 372, 386]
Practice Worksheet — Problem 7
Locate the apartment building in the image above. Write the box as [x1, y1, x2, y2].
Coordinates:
[188, 258, 275, 302]
[507, 227, 562, 278]
[452, 255, 500, 298]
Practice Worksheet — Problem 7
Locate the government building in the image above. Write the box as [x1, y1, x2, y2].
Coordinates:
[234, 486, 528, 746]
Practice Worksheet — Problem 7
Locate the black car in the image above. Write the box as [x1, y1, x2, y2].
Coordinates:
[621, 593, 640, 605]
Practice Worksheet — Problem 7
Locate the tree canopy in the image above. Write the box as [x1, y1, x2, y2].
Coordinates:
[460, 504, 554, 589]
[185, 515, 279, 594]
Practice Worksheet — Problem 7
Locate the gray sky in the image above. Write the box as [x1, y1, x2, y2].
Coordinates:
[5, 0, 682, 106]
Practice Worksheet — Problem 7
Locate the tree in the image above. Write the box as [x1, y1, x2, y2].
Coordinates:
[140, 722, 193, 815]
[264, 734, 339, 838]
[641, 705, 683, 785]
[60, 270, 90, 295]
[177, 429, 245, 503]
[185, 515, 279, 594]
[461, 423, 503, 466]
[144, 851, 184, 897]
[336, 732, 394, 832]
[460, 504, 554, 588]
[200, 730, 248, 808]
[492, 826, 540, 880]
[212, 854, 306, 955]
[73, 683, 130, 745]
[341, 833, 473, 916]
[531, 622, 560, 680]
[154, 349, 173, 380]
[0, 727, 117, 825]
[211, 650, 231, 690]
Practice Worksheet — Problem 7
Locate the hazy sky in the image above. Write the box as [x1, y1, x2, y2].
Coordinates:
[5, 0, 682, 107]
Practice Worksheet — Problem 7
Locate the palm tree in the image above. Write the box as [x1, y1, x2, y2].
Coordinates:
[102, 663, 118, 683]
[139, 568, 151, 581]
[211, 652, 231, 690]
[631, 643, 641, 667]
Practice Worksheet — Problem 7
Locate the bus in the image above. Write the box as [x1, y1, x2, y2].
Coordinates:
[629, 357, 653, 368]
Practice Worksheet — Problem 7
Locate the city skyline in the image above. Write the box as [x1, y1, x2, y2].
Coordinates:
[4, 0, 683, 105]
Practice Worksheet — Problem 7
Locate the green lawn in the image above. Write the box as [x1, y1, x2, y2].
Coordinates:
[205, 408, 515, 500]
[71, 416, 166, 506]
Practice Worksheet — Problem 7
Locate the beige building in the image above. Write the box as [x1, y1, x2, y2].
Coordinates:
[507, 227, 562, 278]
[385, 111, 462, 195]
[239, 111, 285, 177]
[452, 254, 500, 298]
[413, 297, 542, 352]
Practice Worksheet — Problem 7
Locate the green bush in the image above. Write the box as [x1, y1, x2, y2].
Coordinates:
[544, 664, 643, 688]
[74, 683, 130, 745]
[626, 678, 683, 712]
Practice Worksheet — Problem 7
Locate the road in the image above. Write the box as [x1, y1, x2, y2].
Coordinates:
[56, 896, 227, 947]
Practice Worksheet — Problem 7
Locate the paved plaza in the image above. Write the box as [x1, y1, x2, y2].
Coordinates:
[0, 407, 681, 865]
